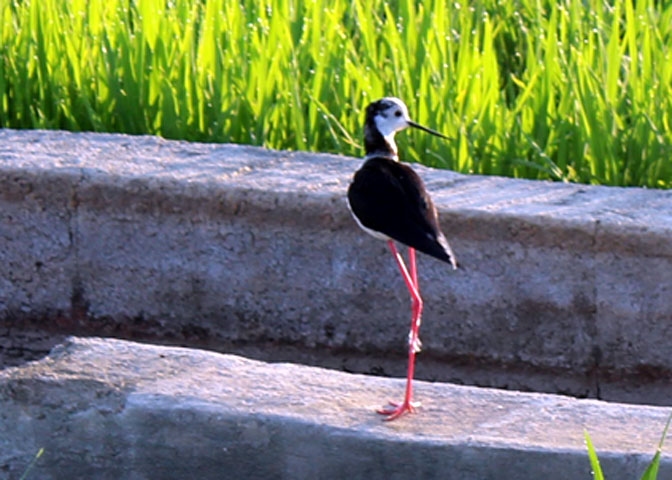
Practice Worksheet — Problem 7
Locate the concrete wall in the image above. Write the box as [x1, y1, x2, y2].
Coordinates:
[1, 128, 671, 404]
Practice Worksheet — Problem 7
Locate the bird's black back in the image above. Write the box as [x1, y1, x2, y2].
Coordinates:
[347, 156, 455, 266]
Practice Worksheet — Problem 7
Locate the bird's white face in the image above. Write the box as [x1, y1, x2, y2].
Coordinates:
[372, 97, 411, 139]
[363, 96, 450, 160]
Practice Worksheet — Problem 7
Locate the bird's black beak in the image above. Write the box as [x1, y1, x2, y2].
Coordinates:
[408, 120, 452, 140]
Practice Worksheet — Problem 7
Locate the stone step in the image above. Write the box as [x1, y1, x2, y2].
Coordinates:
[1, 337, 670, 479]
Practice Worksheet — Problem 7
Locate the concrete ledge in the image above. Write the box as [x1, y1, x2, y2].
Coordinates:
[1, 337, 671, 479]
[1, 129, 672, 404]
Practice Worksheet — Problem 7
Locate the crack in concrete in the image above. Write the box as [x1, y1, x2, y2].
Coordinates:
[67, 169, 88, 324]
[592, 218, 602, 400]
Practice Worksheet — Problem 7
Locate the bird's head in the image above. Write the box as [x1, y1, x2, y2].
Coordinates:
[366, 97, 412, 138]
[364, 97, 450, 159]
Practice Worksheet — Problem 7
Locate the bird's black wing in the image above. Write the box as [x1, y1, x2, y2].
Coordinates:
[347, 157, 456, 266]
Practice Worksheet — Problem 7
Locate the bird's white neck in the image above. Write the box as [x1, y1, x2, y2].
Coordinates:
[363, 125, 399, 161]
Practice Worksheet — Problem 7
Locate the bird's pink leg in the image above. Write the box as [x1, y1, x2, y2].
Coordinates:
[378, 241, 424, 421]
[409, 246, 423, 341]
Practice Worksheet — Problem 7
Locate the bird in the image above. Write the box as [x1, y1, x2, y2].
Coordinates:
[347, 97, 458, 421]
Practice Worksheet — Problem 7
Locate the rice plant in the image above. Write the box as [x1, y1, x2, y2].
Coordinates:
[0, 0, 670, 188]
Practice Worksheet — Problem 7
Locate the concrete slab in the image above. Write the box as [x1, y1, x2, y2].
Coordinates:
[0, 128, 671, 404]
[1, 337, 671, 479]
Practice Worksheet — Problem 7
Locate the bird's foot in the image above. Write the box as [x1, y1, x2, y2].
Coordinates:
[376, 399, 421, 421]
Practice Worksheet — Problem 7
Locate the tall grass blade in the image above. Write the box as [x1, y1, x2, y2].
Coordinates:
[18, 448, 44, 480]
[584, 430, 605, 480]
[639, 413, 672, 480]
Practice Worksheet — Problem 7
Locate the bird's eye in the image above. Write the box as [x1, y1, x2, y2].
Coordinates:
[394, 110, 402, 117]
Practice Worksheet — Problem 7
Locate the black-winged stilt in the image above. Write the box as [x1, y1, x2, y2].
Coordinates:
[347, 97, 458, 420]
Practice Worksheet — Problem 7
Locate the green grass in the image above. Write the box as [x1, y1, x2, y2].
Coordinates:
[1, 0, 671, 188]
[18, 448, 44, 480]
[585, 413, 672, 480]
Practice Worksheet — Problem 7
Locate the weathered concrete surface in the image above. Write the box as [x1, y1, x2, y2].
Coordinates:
[1, 337, 670, 480]
[0, 128, 671, 404]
